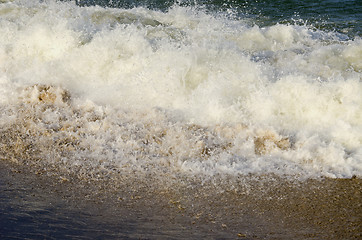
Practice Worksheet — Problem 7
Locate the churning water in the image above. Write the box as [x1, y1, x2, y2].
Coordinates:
[1, 0, 361, 179]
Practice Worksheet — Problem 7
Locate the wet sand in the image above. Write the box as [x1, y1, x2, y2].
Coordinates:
[1, 160, 361, 239]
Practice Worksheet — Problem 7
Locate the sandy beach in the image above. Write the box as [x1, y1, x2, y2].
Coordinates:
[1, 160, 360, 239]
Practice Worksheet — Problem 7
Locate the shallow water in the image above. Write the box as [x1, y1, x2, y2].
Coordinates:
[1, 161, 361, 239]
[0, 161, 277, 239]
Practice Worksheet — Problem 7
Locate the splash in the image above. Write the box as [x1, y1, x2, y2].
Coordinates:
[0, 0, 361, 179]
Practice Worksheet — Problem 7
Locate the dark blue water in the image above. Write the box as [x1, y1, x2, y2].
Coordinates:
[74, 0, 362, 37]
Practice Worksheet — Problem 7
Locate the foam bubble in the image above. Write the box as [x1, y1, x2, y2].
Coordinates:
[0, 0, 361, 179]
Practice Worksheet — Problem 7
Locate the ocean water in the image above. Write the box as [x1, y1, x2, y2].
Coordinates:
[0, 0, 361, 181]
[1, 1, 361, 239]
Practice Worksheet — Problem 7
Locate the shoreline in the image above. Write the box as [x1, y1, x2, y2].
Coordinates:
[1, 160, 361, 239]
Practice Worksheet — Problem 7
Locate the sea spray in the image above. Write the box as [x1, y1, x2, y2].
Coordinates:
[0, 0, 361, 180]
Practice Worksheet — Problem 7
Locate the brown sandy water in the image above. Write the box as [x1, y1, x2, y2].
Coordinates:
[1, 160, 361, 239]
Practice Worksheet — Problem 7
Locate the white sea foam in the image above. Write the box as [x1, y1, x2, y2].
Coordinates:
[0, 0, 361, 178]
